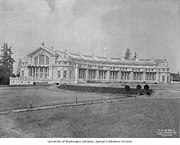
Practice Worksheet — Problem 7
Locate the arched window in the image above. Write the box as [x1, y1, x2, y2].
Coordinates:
[34, 56, 38, 65]
[46, 56, 49, 65]
[39, 55, 45, 65]
[63, 70, 67, 78]
[162, 76, 165, 82]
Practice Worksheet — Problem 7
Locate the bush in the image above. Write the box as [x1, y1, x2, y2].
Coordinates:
[56, 83, 59, 85]
[125, 85, 130, 92]
[139, 90, 145, 95]
[146, 90, 153, 96]
[144, 85, 149, 90]
[33, 82, 36, 85]
[136, 85, 141, 90]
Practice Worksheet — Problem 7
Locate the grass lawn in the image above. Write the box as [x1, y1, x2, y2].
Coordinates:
[0, 86, 111, 111]
[0, 85, 179, 138]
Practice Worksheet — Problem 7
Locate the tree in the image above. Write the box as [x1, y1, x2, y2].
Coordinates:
[133, 52, 137, 60]
[0, 43, 15, 84]
[124, 48, 131, 60]
[16, 58, 21, 77]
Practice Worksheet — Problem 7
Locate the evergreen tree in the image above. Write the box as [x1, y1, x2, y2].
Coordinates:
[16, 58, 21, 77]
[133, 52, 137, 60]
[124, 48, 131, 60]
[0, 43, 15, 84]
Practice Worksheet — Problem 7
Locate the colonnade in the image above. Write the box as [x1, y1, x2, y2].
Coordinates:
[28, 66, 49, 78]
[77, 68, 159, 82]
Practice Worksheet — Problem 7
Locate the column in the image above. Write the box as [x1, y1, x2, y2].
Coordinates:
[60, 69, 63, 79]
[106, 70, 110, 81]
[117, 71, 121, 81]
[95, 69, 99, 80]
[68, 70, 71, 79]
[102, 71, 104, 80]
[32, 67, 34, 78]
[37, 67, 39, 78]
[86, 68, 89, 80]
[27, 67, 30, 78]
[143, 71, 146, 81]
[48, 67, 52, 79]
[38, 55, 39, 65]
[122, 72, 124, 80]
[75, 67, 79, 81]
[31, 67, 32, 77]
[45, 55, 46, 65]
[52, 67, 53, 81]
[29, 67, 31, 77]
[156, 70, 160, 82]
[130, 71, 133, 81]
[79, 69, 81, 79]
[34, 67, 36, 78]
[43, 67, 45, 78]
[140, 73, 142, 81]
[36, 67, 38, 78]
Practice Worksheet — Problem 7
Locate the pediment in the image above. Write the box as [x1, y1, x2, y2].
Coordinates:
[27, 46, 55, 57]
[56, 51, 71, 61]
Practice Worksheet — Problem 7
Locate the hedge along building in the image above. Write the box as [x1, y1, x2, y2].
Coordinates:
[10, 44, 170, 85]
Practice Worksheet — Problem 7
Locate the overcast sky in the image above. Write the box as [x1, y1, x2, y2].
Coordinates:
[0, 0, 180, 72]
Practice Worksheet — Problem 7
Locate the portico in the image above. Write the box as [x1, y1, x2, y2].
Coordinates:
[28, 66, 49, 78]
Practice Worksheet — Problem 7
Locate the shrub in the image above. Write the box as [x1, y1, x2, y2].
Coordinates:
[144, 84, 149, 90]
[146, 90, 153, 96]
[125, 85, 130, 92]
[136, 85, 141, 90]
[33, 82, 36, 85]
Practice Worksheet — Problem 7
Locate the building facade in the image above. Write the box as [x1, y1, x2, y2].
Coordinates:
[10, 44, 171, 85]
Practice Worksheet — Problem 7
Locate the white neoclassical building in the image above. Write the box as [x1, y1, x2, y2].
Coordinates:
[10, 44, 171, 85]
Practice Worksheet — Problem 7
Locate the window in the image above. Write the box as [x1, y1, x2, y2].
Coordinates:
[162, 76, 165, 82]
[69, 71, 71, 79]
[39, 55, 45, 65]
[34, 56, 38, 65]
[46, 56, 49, 65]
[63, 70, 67, 78]
[40, 67, 43, 72]
[40, 67, 43, 78]
[58, 70, 61, 78]
[21, 70, 24, 77]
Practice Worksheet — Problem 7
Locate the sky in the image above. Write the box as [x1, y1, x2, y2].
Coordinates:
[0, 0, 180, 73]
